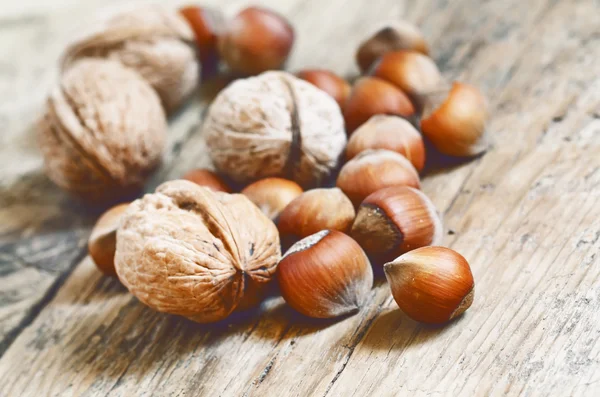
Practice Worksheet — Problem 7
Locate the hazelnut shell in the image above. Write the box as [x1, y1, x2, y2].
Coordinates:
[278, 187, 355, 241]
[278, 230, 373, 318]
[344, 77, 416, 134]
[384, 246, 474, 324]
[337, 149, 421, 207]
[88, 203, 130, 276]
[350, 186, 443, 259]
[345, 115, 425, 171]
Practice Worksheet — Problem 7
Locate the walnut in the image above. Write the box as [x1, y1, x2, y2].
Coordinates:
[61, 5, 199, 112]
[203, 71, 347, 187]
[37, 58, 167, 203]
[114, 180, 281, 323]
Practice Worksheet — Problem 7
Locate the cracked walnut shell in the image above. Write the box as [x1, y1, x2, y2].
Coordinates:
[61, 5, 199, 112]
[114, 180, 281, 323]
[37, 58, 166, 203]
[203, 71, 347, 187]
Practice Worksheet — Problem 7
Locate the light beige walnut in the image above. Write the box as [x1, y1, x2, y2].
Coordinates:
[203, 71, 347, 187]
[37, 58, 166, 203]
[114, 180, 281, 323]
[61, 5, 199, 112]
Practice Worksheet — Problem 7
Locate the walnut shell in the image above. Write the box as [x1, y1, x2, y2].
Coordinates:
[203, 71, 347, 187]
[61, 5, 199, 112]
[114, 180, 281, 323]
[37, 58, 167, 203]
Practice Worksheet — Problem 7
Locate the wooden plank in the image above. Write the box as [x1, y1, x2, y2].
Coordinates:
[1, 0, 599, 395]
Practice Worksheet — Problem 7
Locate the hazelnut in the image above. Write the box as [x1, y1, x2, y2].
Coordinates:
[346, 115, 425, 171]
[203, 71, 346, 187]
[241, 177, 303, 220]
[218, 6, 294, 75]
[278, 230, 373, 318]
[62, 5, 199, 112]
[37, 58, 166, 203]
[88, 203, 130, 276]
[344, 77, 416, 134]
[350, 186, 443, 260]
[356, 21, 429, 73]
[370, 50, 442, 109]
[115, 180, 281, 323]
[421, 82, 489, 157]
[182, 168, 231, 192]
[384, 246, 474, 324]
[336, 149, 420, 207]
[278, 188, 355, 242]
[179, 5, 225, 78]
[296, 69, 351, 109]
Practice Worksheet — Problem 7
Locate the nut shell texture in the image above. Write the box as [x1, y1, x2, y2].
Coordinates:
[62, 5, 199, 112]
[384, 246, 474, 324]
[203, 71, 347, 187]
[278, 230, 373, 318]
[351, 186, 443, 258]
[337, 149, 420, 206]
[115, 180, 281, 323]
[38, 58, 166, 202]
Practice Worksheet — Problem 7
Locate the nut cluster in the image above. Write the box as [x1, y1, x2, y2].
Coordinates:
[76, 5, 486, 326]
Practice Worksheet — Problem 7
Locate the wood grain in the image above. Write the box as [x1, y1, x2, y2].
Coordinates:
[1, 0, 599, 395]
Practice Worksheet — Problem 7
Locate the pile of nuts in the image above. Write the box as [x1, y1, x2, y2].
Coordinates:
[44, 4, 485, 326]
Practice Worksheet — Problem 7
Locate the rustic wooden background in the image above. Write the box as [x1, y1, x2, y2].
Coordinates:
[1, 0, 599, 395]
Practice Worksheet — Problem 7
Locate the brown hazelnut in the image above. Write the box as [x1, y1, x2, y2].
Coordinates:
[62, 5, 199, 112]
[384, 246, 474, 324]
[181, 168, 231, 192]
[344, 77, 416, 134]
[346, 115, 425, 171]
[37, 58, 166, 203]
[421, 82, 489, 157]
[115, 180, 281, 323]
[88, 203, 130, 276]
[296, 69, 351, 109]
[278, 188, 355, 242]
[370, 50, 442, 109]
[241, 177, 303, 220]
[356, 21, 429, 73]
[179, 5, 225, 78]
[218, 6, 294, 75]
[278, 230, 373, 318]
[203, 71, 346, 187]
[336, 149, 420, 207]
[350, 186, 443, 260]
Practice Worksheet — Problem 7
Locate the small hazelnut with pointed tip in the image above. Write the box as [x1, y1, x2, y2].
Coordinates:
[296, 69, 351, 109]
[421, 82, 489, 157]
[278, 188, 355, 243]
[88, 203, 130, 276]
[218, 6, 294, 75]
[351, 186, 442, 260]
[370, 50, 442, 110]
[179, 5, 225, 78]
[356, 21, 429, 73]
[337, 149, 420, 207]
[384, 246, 474, 324]
[344, 77, 416, 134]
[278, 230, 373, 318]
[241, 177, 303, 220]
[182, 169, 231, 192]
[346, 115, 425, 171]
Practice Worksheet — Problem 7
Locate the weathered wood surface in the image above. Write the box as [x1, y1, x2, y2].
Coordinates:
[0, 0, 599, 395]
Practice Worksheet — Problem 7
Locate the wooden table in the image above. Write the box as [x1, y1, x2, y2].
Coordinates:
[1, 0, 599, 395]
